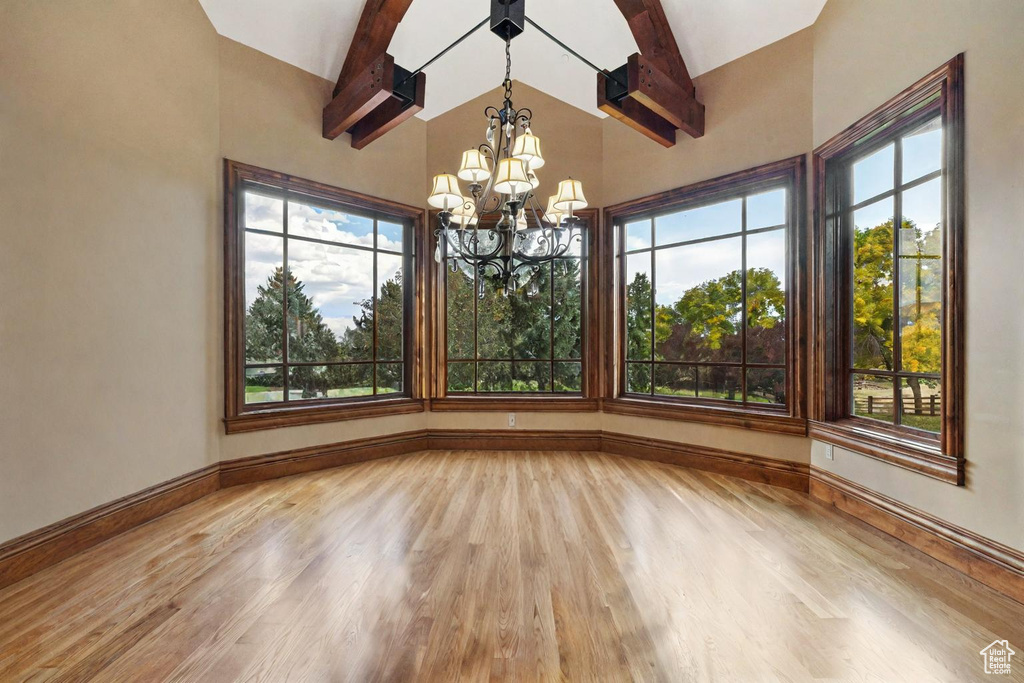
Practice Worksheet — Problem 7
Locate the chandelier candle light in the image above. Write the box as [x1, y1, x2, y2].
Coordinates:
[428, 0, 587, 295]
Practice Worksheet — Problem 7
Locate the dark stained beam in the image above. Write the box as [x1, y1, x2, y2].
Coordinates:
[350, 71, 426, 150]
[597, 72, 675, 148]
[604, 0, 704, 144]
[333, 0, 415, 98]
[626, 53, 704, 139]
[324, 0, 422, 147]
[323, 53, 395, 140]
[612, 0, 692, 93]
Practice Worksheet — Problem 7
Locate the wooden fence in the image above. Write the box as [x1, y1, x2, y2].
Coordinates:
[854, 394, 941, 416]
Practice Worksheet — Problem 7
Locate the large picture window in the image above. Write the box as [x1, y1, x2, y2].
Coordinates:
[813, 55, 964, 483]
[224, 161, 424, 433]
[433, 210, 597, 407]
[606, 158, 806, 433]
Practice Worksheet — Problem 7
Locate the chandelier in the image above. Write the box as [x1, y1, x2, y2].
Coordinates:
[428, 1, 588, 295]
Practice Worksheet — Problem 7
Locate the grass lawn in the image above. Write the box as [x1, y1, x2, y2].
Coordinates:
[244, 385, 402, 403]
[852, 377, 941, 432]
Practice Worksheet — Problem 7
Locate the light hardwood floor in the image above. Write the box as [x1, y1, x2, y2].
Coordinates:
[0, 450, 1020, 682]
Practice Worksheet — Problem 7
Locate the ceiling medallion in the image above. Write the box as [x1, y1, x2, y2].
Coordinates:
[428, 0, 588, 295]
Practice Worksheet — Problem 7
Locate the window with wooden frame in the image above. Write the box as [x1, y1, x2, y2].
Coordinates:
[431, 209, 599, 411]
[604, 158, 807, 434]
[812, 55, 964, 484]
[224, 161, 426, 433]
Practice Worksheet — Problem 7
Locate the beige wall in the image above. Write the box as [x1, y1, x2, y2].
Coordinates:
[0, 0, 221, 542]
[602, 28, 814, 207]
[810, 0, 1024, 550]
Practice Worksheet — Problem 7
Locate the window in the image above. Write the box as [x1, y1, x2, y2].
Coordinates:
[813, 55, 964, 483]
[606, 158, 806, 434]
[433, 210, 597, 408]
[224, 161, 425, 433]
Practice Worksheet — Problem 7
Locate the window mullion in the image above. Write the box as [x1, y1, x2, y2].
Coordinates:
[549, 260, 555, 393]
[740, 196, 748, 404]
[282, 196, 290, 403]
[372, 217, 379, 396]
[893, 136, 903, 425]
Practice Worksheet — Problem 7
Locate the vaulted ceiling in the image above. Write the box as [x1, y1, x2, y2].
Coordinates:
[199, 0, 826, 120]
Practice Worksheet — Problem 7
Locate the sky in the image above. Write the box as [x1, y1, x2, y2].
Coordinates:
[243, 192, 403, 340]
[625, 187, 788, 306]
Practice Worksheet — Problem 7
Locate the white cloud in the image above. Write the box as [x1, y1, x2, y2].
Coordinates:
[288, 201, 375, 247]
[244, 192, 283, 232]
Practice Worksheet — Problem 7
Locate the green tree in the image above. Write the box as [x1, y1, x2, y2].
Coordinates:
[245, 266, 406, 399]
[245, 267, 341, 398]
[625, 271, 653, 392]
[335, 269, 406, 394]
[446, 258, 583, 392]
[853, 220, 895, 371]
[446, 261, 477, 390]
[853, 217, 943, 421]
[624, 266, 786, 400]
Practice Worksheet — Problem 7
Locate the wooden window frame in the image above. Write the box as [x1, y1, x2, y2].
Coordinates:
[603, 157, 808, 435]
[811, 55, 965, 484]
[223, 160, 428, 434]
[429, 208, 601, 412]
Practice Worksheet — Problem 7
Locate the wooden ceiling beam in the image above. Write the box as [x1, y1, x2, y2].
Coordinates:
[597, 72, 675, 148]
[351, 71, 426, 150]
[625, 53, 704, 139]
[612, 0, 692, 93]
[333, 0, 414, 97]
[323, 53, 395, 140]
[324, 0, 421, 148]
[603, 0, 704, 145]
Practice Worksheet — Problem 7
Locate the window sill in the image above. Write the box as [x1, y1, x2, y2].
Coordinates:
[224, 398, 426, 434]
[430, 396, 599, 412]
[808, 419, 962, 485]
[603, 397, 807, 436]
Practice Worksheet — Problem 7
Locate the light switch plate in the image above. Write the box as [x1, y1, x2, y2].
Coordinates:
[508, 413, 516, 428]
[824, 444, 834, 460]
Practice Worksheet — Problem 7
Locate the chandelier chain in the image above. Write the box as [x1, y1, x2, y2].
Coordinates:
[503, 37, 513, 102]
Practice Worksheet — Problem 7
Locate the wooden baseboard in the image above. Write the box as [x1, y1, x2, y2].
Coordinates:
[0, 465, 219, 590]
[428, 429, 603, 452]
[603, 432, 810, 492]
[810, 467, 1024, 604]
[219, 430, 429, 487]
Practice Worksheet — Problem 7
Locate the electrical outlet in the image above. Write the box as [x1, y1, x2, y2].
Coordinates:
[508, 413, 516, 428]
[824, 444, 834, 460]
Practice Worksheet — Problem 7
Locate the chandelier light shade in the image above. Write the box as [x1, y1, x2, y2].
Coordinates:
[512, 131, 544, 168]
[457, 150, 491, 182]
[492, 157, 531, 195]
[451, 197, 478, 226]
[428, 1, 585, 294]
[428, 173, 463, 209]
[553, 178, 588, 212]
[545, 195, 565, 226]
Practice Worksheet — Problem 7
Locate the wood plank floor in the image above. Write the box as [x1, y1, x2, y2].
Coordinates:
[0, 450, 1020, 682]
